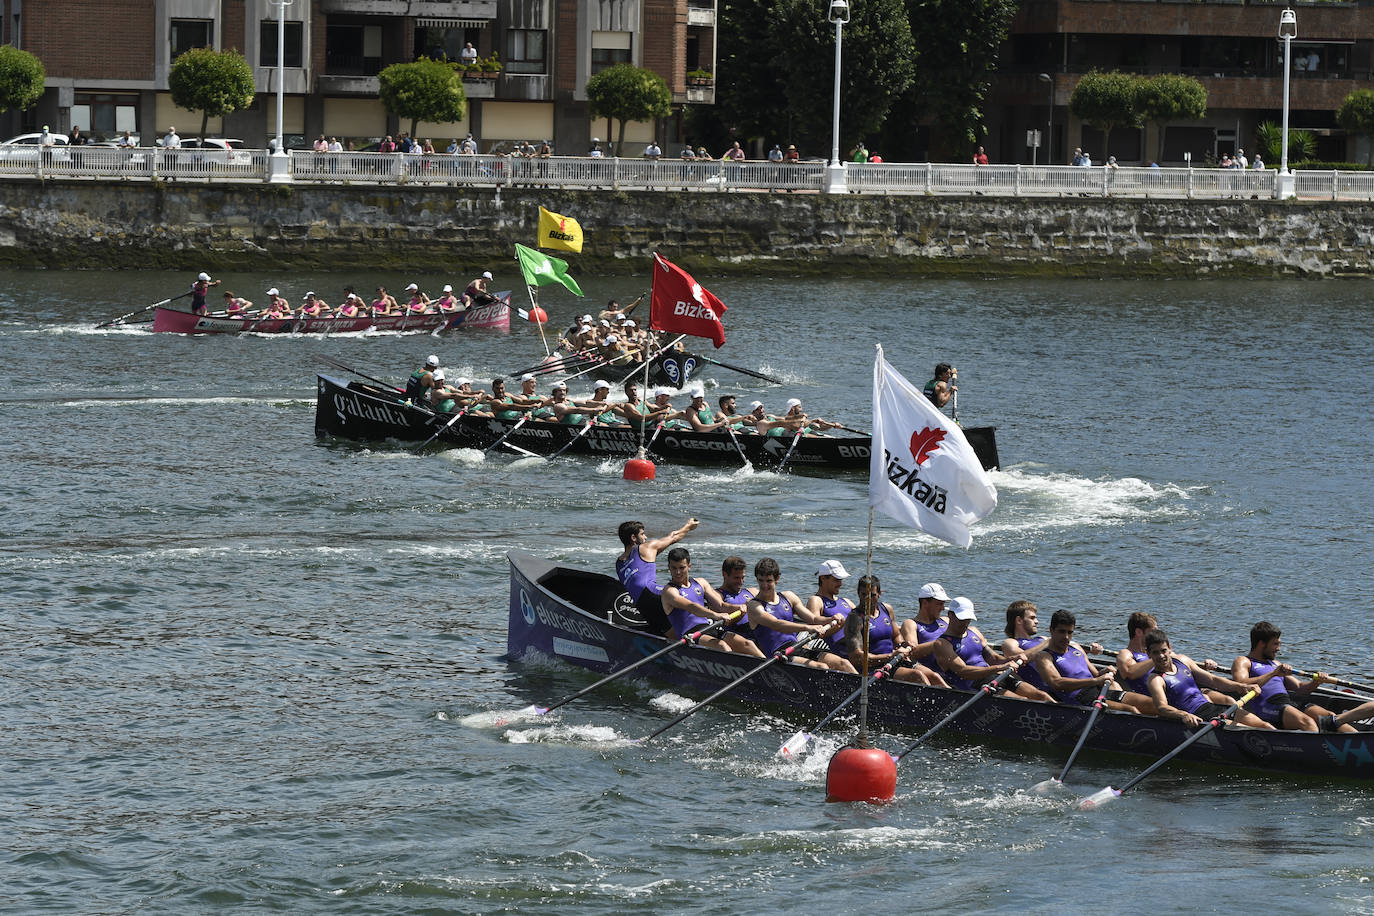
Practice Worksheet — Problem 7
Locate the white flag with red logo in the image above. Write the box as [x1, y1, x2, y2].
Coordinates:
[649, 252, 727, 348]
[869, 345, 997, 548]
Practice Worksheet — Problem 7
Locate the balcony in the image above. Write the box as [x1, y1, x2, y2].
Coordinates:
[461, 76, 496, 99]
[687, 6, 716, 26]
[318, 0, 497, 17]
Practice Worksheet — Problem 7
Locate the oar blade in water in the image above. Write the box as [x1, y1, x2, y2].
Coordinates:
[1077, 786, 1121, 810]
[778, 731, 813, 759]
[1031, 776, 1064, 795]
[480, 704, 549, 728]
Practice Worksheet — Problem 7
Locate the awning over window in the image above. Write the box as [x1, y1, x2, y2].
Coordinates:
[416, 18, 488, 28]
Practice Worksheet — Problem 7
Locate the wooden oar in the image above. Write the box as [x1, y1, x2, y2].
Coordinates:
[483, 415, 532, 453]
[413, 404, 472, 453]
[1293, 669, 1374, 699]
[1078, 686, 1260, 810]
[893, 666, 1021, 763]
[510, 348, 594, 378]
[778, 654, 906, 758]
[725, 424, 751, 467]
[490, 609, 747, 726]
[640, 634, 820, 743]
[696, 354, 783, 384]
[317, 356, 405, 394]
[547, 418, 596, 459]
[95, 289, 192, 328]
[1031, 679, 1113, 793]
[775, 427, 806, 473]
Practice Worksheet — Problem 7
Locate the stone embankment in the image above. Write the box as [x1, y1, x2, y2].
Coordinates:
[0, 179, 1369, 277]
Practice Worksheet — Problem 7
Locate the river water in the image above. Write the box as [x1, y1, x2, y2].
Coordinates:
[3, 270, 1373, 912]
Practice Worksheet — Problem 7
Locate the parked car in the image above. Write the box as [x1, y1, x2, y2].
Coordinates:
[0, 132, 71, 163]
[175, 138, 246, 168]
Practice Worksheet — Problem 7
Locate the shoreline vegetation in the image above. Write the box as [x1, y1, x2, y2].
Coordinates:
[1, 181, 1370, 278]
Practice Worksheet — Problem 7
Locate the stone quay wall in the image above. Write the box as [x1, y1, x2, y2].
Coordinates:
[0, 179, 1370, 277]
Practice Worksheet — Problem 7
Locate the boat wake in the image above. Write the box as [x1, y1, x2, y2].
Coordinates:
[648, 692, 698, 715]
[503, 723, 628, 746]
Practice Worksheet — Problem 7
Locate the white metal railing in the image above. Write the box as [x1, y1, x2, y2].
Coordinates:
[8, 147, 1374, 200]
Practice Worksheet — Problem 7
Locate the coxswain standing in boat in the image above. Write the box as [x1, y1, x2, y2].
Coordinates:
[617, 518, 698, 635]
[405, 355, 441, 405]
[845, 575, 945, 685]
[189, 271, 221, 315]
[463, 270, 498, 308]
[1031, 610, 1144, 711]
[930, 598, 1053, 700]
[924, 363, 957, 412]
[660, 547, 762, 654]
[744, 557, 849, 669]
[1232, 621, 1349, 732]
[1143, 630, 1274, 729]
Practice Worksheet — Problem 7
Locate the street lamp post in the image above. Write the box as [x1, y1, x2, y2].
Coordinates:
[1277, 7, 1297, 199]
[824, 0, 849, 194]
[268, 0, 293, 183]
[1038, 73, 1053, 166]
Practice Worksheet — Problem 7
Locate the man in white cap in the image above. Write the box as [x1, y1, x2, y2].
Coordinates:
[435, 284, 460, 312]
[263, 287, 290, 318]
[300, 291, 328, 317]
[580, 380, 621, 426]
[404, 283, 430, 313]
[743, 557, 853, 670]
[929, 597, 1053, 700]
[897, 582, 952, 674]
[806, 560, 858, 662]
[406, 355, 441, 404]
[189, 271, 221, 315]
[464, 269, 498, 307]
[683, 385, 729, 432]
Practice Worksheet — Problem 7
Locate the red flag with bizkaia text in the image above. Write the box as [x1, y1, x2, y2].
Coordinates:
[649, 252, 728, 348]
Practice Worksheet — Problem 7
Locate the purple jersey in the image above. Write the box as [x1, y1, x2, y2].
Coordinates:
[915, 616, 949, 672]
[665, 579, 710, 638]
[1247, 658, 1292, 723]
[616, 546, 659, 601]
[818, 594, 854, 653]
[750, 594, 798, 656]
[1047, 643, 1095, 703]
[719, 584, 753, 634]
[939, 630, 990, 690]
[865, 603, 897, 655]
[1150, 660, 1209, 715]
[1016, 636, 1048, 691]
[1123, 650, 1151, 695]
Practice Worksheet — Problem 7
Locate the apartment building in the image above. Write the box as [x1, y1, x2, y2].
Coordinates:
[1, 0, 716, 153]
[984, 0, 1374, 165]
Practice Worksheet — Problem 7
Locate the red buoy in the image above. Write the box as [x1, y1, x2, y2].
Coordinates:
[623, 456, 656, 481]
[527, 306, 548, 324]
[825, 745, 897, 803]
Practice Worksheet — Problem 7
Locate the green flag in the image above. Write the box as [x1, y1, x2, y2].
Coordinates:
[514, 243, 584, 296]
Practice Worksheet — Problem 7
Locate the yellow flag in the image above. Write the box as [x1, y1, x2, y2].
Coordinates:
[538, 206, 584, 253]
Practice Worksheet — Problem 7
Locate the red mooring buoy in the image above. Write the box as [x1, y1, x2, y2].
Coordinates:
[623, 456, 656, 481]
[825, 745, 897, 803]
[527, 306, 548, 324]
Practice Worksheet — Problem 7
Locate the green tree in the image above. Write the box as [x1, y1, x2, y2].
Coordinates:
[168, 47, 255, 141]
[1337, 89, 1374, 166]
[378, 58, 467, 139]
[1255, 120, 1316, 167]
[714, 0, 786, 144]
[0, 45, 45, 115]
[1070, 70, 1142, 161]
[584, 64, 671, 156]
[898, 0, 1017, 160]
[1136, 73, 1206, 162]
[767, 0, 915, 156]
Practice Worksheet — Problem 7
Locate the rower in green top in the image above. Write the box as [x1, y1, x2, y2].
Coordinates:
[497, 373, 543, 419]
[405, 354, 440, 404]
[923, 363, 957, 412]
[683, 385, 731, 432]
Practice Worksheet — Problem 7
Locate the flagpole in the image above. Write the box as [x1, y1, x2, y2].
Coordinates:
[527, 283, 550, 356]
[856, 505, 874, 746]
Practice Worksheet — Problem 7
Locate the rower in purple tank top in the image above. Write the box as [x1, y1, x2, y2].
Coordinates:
[929, 598, 1018, 691]
[806, 559, 856, 655]
[848, 575, 947, 686]
[659, 546, 763, 656]
[745, 557, 853, 672]
[1230, 620, 1341, 731]
[1143, 630, 1274, 729]
[898, 581, 952, 673]
[1031, 610, 1118, 704]
[999, 600, 1049, 692]
[615, 517, 698, 601]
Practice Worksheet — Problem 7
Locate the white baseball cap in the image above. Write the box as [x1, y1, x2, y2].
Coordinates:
[302, 291, 315, 300]
[786, 398, 802, 409]
[749, 400, 763, 410]
[600, 319, 611, 327]
[267, 287, 279, 296]
[551, 380, 567, 390]
[198, 272, 210, 281]
[455, 376, 470, 387]
[520, 373, 535, 382]
[917, 583, 949, 601]
[406, 283, 418, 291]
[582, 314, 593, 322]
[442, 284, 453, 292]
[816, 559, 850, 579]
[623, 320, 636, 328]
[482, 271, 493, 279]
[950, 597, 977, 621]
[425, 355, 439, 367]
[604, 334, 618, 344]
[433, 369, 446, 381]
[654, 387, 672, 398]
[594, 380, 610, 390]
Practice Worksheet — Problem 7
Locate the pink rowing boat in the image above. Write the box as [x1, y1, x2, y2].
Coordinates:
[151, 306, 451, 335]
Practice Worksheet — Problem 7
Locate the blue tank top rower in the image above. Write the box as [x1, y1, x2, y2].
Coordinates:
[1143, 631, 1273, 729]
